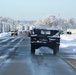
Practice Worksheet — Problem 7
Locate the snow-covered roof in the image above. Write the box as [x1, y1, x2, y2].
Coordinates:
[33, 26, 60, 31]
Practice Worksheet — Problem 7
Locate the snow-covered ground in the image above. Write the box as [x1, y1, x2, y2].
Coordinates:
[0, 32, 11, 39]
[60, 34, 76, 50]
[60, 34, 76, 60]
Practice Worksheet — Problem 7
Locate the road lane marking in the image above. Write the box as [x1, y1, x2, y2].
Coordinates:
[11, 37, 20, 42]
[0, 38, 24, 66]
[0, 38, 11, 44]
[73, 49, 76, 52]
[0, 37, 21, 51]
[7, 38, 24, 54]
[58, 55, 76, 70]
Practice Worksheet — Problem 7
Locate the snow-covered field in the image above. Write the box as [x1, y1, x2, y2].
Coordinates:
[60, 34, 76, 60]
[60, 34, 76, 49]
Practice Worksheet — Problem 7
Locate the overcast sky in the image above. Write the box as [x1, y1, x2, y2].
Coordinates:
[0, 0, 76, 20]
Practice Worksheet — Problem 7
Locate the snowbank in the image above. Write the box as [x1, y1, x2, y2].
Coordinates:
[60, 34, 76, 48]
[60, 34, 76, 41]
[0, 32, 11, 39]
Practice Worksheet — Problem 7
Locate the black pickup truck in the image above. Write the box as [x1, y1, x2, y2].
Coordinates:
[31, 28, 60, 55]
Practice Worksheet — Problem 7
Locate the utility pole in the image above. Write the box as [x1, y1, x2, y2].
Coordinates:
[58, 14, 60, 18]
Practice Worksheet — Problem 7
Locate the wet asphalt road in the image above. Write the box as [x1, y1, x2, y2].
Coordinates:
[0, 36, 76, 75]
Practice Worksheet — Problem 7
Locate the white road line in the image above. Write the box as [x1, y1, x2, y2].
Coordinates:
[0, 38, 24, 66]
[11, 37, 20, 42]
[0, 55, 8, 59]
[0, 38, 10, 44]
[0, 37, 15, 44]
[7, 38, 24, 54]
[0, 37, 21, 51]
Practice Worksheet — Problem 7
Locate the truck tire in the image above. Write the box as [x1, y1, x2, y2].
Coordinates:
[53, 50, 57, 55]
[31, 44, 35, 54]
[53, 45, 59, 55]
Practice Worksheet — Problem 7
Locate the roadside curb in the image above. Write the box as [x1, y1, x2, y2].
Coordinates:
[57, 54, 76, 71]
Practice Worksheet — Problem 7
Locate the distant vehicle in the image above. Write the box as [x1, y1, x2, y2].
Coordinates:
[66, 31, 72, 34]
[30, 27, 60, 55]
[61, 31, 72, 35]
[11, 30, 18, 36]
[67, 29, 76, 34]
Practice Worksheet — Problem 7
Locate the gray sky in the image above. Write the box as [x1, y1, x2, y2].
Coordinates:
[0, 0, 76, 20]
